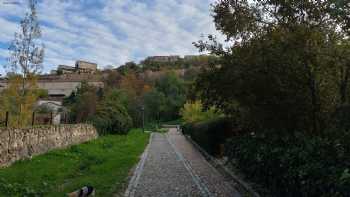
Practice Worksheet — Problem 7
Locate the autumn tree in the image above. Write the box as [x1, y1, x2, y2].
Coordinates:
[119, 71, 151, 99]
[103, 70, 122, 89]
[1, 0, 44, 127]
[118, 72, 152, 126]
[63, 81, 101, 123]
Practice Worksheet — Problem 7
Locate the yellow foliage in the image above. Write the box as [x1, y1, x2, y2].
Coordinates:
[0, 75, 39, 127]
[180, 100, 223, 124]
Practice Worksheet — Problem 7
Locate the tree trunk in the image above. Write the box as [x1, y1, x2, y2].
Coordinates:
[306, 60, 320, 134]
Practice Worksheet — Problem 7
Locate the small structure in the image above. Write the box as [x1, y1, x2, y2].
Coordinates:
[35, 100, 64, 125]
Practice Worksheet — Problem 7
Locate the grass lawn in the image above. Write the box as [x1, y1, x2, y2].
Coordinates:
[0, 129, 149, 197]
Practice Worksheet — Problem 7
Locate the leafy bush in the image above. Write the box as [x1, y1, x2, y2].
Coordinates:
[155, 72, 186, 121]
[180, 100, 223, 124]
[182, 118, 232, 155]
[332, 105, 350, 131]
[225, 129, 350, 197]
[90, 90, 132, 135]
[144, 89, 166, 122]
[64, 81, 100, 123]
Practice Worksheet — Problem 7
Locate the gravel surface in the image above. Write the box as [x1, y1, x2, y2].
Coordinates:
[167, 128, 241, 197]
[125, 130, 241, 197]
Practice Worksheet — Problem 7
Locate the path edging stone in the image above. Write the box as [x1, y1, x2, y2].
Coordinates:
[124, 133, 153, 197]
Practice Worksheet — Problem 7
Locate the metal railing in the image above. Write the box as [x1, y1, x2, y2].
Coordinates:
[0, 111, 69, 128]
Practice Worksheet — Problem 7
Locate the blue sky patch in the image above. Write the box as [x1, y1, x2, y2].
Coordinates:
[0, 0, 221, 74]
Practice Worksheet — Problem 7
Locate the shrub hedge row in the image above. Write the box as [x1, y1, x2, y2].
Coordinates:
[182, 118, 232, 156]
[226, 130, 350, 196]
[183, 118, 350, 196]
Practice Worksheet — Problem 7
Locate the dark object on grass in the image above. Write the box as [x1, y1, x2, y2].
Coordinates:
[67, 186, 95, 197]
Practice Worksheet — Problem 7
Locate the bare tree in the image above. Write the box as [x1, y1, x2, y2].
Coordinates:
[7, 0, 44, 81]
[4, 0, 44, 125]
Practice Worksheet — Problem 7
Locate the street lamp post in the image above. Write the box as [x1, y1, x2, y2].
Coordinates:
[141, 106, 145, 133]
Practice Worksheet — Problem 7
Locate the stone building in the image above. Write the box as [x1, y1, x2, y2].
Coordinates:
[57, 65, 76, 74]
[145, 56, 181, 63]
[75, 60, 98, 73]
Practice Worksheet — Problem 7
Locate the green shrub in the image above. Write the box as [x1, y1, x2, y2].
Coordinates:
[90, 90, 132, 135]
[182, 118, 231, 155]
[332, 105, 350, 131]
[225, 129, 350, 197]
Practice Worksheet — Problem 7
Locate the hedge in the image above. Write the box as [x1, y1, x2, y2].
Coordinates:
[183, 118, 350, 196]
[182, 118, 232, 156]
[226, 129, 350, 196]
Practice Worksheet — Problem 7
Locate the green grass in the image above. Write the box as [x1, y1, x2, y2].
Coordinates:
[0, 129, 149, 197]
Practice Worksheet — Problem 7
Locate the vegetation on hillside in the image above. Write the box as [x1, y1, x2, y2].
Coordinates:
[140, 55, 218, 71]
[64, 69, 188, 134]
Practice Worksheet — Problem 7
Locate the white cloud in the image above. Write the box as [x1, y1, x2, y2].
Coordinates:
[0, 0, 223, 73]
[0, 17, 19, 42]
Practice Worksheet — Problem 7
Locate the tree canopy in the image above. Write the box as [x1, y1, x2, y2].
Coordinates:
[195, 0, 350, 133]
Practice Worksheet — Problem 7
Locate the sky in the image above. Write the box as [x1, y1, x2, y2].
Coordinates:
[0, 0, 223, 74]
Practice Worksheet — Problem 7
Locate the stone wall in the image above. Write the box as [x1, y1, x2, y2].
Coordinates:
[0, 124, 98, 167]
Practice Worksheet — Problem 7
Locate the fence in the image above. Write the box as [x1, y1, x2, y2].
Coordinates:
[0, 111, 70, 127]
[0, 112, 9, 127]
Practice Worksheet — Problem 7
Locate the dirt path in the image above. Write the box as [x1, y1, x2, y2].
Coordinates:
[124, 128, 241, 197]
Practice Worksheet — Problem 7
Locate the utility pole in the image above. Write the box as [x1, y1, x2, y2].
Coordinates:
[5, 111, 9, 128]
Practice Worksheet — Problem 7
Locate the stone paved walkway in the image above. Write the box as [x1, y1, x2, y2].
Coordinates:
[124, 128, 241, 197]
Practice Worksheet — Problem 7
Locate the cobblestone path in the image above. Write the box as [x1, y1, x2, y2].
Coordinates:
[124, 128, 241, 197]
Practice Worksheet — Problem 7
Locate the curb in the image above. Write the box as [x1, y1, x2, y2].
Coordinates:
[183, 134, 260, 197]
[124, 133, 153, 197]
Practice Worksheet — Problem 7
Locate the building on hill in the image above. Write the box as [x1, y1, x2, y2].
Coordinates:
[75, 60, 97, 73]
[0, 73, 104, 101]
[57, 65, 76, 74]
[184, 55, 199, 60]
[145, 56, 181, 63]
